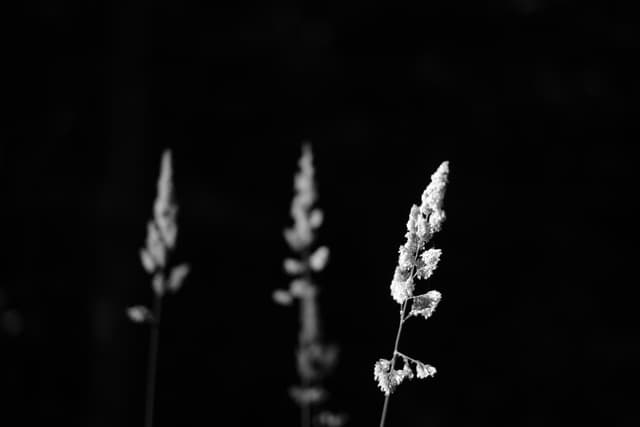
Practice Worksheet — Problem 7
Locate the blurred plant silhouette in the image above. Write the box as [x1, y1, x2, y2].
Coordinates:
[127, 149, 190, 427]
[273, 143, 345, 427]
[375, 161, 449, 427]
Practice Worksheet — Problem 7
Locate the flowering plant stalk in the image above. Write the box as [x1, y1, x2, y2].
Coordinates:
[273, 143, 343, 427]
[127, 150, 190, 427]
[375, 161, 449, 427]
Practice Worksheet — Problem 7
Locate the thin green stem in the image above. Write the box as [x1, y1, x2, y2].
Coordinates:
[144, 292, 163, 427]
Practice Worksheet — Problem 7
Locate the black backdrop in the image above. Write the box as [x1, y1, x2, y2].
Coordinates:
[2, 1, 639, 426]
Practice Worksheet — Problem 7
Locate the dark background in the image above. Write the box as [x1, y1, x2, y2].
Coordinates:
[2, 1, 639, 426]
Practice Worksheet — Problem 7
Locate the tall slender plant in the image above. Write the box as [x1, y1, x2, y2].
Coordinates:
[127, 149, 190, 427]
[273, 143, 343, 427]
[375, 161, 450, 427]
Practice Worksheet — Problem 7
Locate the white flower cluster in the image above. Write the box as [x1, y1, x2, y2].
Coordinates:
[374, 354, 437, 396]
[274, 143, 330, 306]
[390, 161, 449, 304]
[409, 290, 442, 319]
[283, 144, 324, 253]
[128, 150, 189, 323]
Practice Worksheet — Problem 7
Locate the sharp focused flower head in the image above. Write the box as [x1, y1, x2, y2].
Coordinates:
[389, 161, 449, 304]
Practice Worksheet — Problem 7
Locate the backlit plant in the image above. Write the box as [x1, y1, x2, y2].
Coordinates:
[375, 161, 449, 427]
[273, 143, 344, 427]
[127, 149, 190, 427]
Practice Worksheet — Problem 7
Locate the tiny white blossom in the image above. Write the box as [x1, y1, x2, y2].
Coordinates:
[429, 209, 446, 234]
[420, 161, 449, 214]
[374, 359, 393, 395]
[415, 362, 437, 379]
[309, 208, 324, 229]
[410, 290, 442, 319]
[400, 359, 414, 380]
[390, 267, 414, 304]
[284, 258, 306, 275]
[127, 305, 153, 323]
[140, 248, 155, 273]
[417, 248, 442, 280]
[406, 205, 420, 235]
[397, 245, 414, 270]
[420, 161, 449, 233]
[309, 246, 330, 272]
[167, 263, 190, 293]
[273, 289, 293, 306]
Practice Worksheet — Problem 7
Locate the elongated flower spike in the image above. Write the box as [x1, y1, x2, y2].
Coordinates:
[274, 143, 344, 427]
[127, 149, 191, 427]
[131, 149, 190, 310]
[377, 161, 450, 427]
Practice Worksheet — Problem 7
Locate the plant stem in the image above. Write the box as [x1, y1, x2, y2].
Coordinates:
[299, 260, 316, 427]
[145, 293, 163, 427]
[302, 401, 311, 427]
[379, 300, 408, 427]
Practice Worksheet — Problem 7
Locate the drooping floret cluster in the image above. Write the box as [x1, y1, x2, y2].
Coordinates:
[374, 354, 436, 396]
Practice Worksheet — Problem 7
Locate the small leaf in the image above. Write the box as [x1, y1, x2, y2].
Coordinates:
[309, 246, 330, 271]
[127, 305, 153, 324]
[167, 263, 190, 293]
[273, 289, 293, 306]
